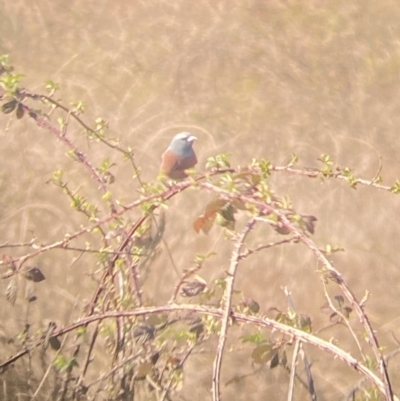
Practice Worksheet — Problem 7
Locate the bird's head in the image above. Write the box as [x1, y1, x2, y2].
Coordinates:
[168, 132, 197, 157]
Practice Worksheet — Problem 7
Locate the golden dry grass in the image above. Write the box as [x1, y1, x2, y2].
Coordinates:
[1, 0, 400, 399]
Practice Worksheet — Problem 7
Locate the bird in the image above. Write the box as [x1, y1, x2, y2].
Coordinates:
[160, 132, 197, 179]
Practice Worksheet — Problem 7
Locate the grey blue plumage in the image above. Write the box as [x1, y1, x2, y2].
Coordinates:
[160, 132, 197, 179]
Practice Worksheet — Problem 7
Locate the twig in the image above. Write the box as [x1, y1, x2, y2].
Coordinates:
[199, 182, 394, 400]
[212, 219, 256, 401]
[0, 305, 396, 400]
[284, 287, 317, 401]
[159, 344, 195, 401]
[300, 345, 317, 401]
[21, 103, 116, 211]
[272, 165, 391, 191]
[288, 339, 300, 401]
[169, 260, 204, 304]
[320, 276, 364, 358]
[343, 348, 400, 401]
[1, 179, 193, 273]
[31, 331, 69, 399]
[239, 235, 299, 259]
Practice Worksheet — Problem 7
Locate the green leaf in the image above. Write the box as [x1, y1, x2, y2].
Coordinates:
[206, 153, 231, 169]
[251, 343, 274, 364]
[288, 154, 298, 166]
[296, 314, 312, 332]
[16, 103, 24, 119]
[2, 99, 17, 114]
[390, 179, 400, 194]
[70, 101, 85, 114]
[75, 326, 87, 336]
[241, 331, 263, 344]
[270, 351, 279, 369]
[317, 154, 334, 176]
[54, 355, 78, 372]
[22, 267, 46, 282]
[45, 79, 60, 93]
[334, 295, 344, 306]
[49, 336, 61, 350]
[6, 278, 17, 306]
[102, 190, 112, 201]
[0, 72, 25, 92]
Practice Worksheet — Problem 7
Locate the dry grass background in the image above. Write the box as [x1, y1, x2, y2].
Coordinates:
[1, 0, 400, 399]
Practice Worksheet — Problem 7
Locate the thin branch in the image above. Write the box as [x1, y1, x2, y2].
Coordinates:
[0, 179, 194, 273]
[128, 261, 143, 307]
[320, 276, 365, 358]
[343, 348, 400, 401]
[239, 235, 298, 259]
[284, 287, 317, 401]
[212, 219, 256, 401]
[21, 102, 116, 211]
[0, 305, 396, 400]
[203, 164, 393, 192]
[159, 344, 195, 401]
[199, 182, 394, 400]
[300, 344, 317, 401]
[0, 240, 35, 249]
[169, 260, 205, 304]
[288, 339, 301, 401]
[271, 165, 391, 191]
[31, 331, 69, 399]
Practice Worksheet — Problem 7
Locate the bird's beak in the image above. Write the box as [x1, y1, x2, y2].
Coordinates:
[188, 136, 197, 142]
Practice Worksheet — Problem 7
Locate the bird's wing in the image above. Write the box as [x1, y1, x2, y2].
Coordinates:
[160, 150, 197, 179]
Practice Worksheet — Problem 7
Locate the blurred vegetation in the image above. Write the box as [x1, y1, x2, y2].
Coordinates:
[2, 1, 400, 400]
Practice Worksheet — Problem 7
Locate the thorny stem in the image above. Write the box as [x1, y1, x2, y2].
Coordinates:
[199, 182, 394, 401]
[1, 180, 192, 273]
[212, 219, 256, 401]
[0, 305, 396, 400]
[21, 102, 117, 213]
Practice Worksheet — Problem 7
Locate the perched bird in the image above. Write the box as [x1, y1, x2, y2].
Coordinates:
[160, 132, 197, 179]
